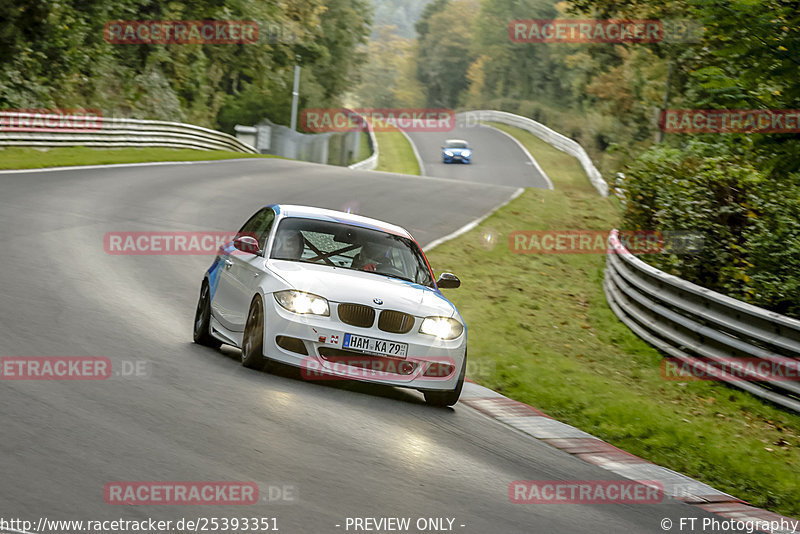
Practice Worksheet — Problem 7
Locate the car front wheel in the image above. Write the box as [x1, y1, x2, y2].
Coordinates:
[423, 349, 466, 407]
[241, 296, 267, 370]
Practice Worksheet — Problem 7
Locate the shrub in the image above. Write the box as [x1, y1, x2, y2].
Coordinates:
[621, 141, 800, 318]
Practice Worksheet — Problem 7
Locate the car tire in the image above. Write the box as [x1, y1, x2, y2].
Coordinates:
[423, 349, 466, 407]
[193, 281, 222, 349]
[241, 296, 267, 370]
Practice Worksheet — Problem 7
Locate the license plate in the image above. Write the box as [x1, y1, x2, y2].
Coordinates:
[343, 334, 408, 358]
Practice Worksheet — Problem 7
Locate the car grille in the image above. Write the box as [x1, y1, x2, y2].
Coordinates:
[337, 303, 375, 328]
[378, 310, 415, 334]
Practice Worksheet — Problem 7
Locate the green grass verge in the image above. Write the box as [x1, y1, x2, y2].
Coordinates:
[425, 122, 800, 518]
[0, 146, 276, 170]
[357, 132, 371, 166]
[374, 130, 420, 175]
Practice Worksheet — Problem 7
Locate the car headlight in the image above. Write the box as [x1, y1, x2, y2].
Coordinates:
[419, 316, 463, 340]
[274, 290, 330, 316]
[444, 150, 454, 156]
[462, 150, 471, 157]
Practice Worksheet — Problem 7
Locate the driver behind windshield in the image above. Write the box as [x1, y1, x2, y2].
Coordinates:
[354, 242, 389, 272]
[273, 230, 304, 260]
[269, 217, 434, 287]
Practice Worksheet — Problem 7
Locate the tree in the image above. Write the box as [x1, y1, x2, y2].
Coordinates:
[0, 0, 372, 130]
[415, 0, 477, 107]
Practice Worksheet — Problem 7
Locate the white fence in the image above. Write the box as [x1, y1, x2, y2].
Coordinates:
[347, 118, 378, 171]
[460, 109, 608, 196]
[0, 112, 257, 153]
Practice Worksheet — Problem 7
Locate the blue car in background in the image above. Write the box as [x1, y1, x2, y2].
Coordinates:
[442, 139, 472, 164]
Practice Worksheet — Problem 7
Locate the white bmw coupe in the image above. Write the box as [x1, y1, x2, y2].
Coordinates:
[193, 205, 467, 406]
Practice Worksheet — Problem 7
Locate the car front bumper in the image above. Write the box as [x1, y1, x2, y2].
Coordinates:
[261, 295, 466, 391]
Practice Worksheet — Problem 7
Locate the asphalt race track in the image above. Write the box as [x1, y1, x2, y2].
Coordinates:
[404, 116, 550, 188]
[0, 156, 735, 533]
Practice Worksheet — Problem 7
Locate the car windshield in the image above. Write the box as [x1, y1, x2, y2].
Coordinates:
[270, 217, 435, 287]
[445, 141, 468, 148]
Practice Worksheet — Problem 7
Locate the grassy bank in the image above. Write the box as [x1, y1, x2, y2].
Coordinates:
[425, 122, 800, 517]
[374, 129, 420, 175]
[0, 147, 275, 170]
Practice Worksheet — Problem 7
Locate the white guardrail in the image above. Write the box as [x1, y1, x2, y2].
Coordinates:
[461, 109, 608, 196]
[347, 118, 378, 171]
[604, 229, 800, 412]
[0, 112, 257, 153]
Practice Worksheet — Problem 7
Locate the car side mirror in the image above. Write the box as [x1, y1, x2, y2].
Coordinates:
[436, 272, 460, 289]
[233, 235, 260, 255]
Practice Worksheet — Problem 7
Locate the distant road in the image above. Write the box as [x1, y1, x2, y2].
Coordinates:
[404, 115, 550, 188]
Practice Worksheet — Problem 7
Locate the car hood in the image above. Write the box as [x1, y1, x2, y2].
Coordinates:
[444, 147, 469, 154]
[267, 260, 456, 318]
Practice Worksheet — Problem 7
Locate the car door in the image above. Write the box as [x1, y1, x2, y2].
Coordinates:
[212, 207, 275, 332]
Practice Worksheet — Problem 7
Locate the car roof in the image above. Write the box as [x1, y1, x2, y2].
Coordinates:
[445, 139, 468, 144]
[270, 204, 412, 239]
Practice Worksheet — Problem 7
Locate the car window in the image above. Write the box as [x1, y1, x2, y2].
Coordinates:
[270, 217, 434, 287]
[237, 207, 275, 252]
[445, 141, 468, 148]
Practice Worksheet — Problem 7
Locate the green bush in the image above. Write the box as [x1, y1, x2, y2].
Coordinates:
[621, 141, 800, 318]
